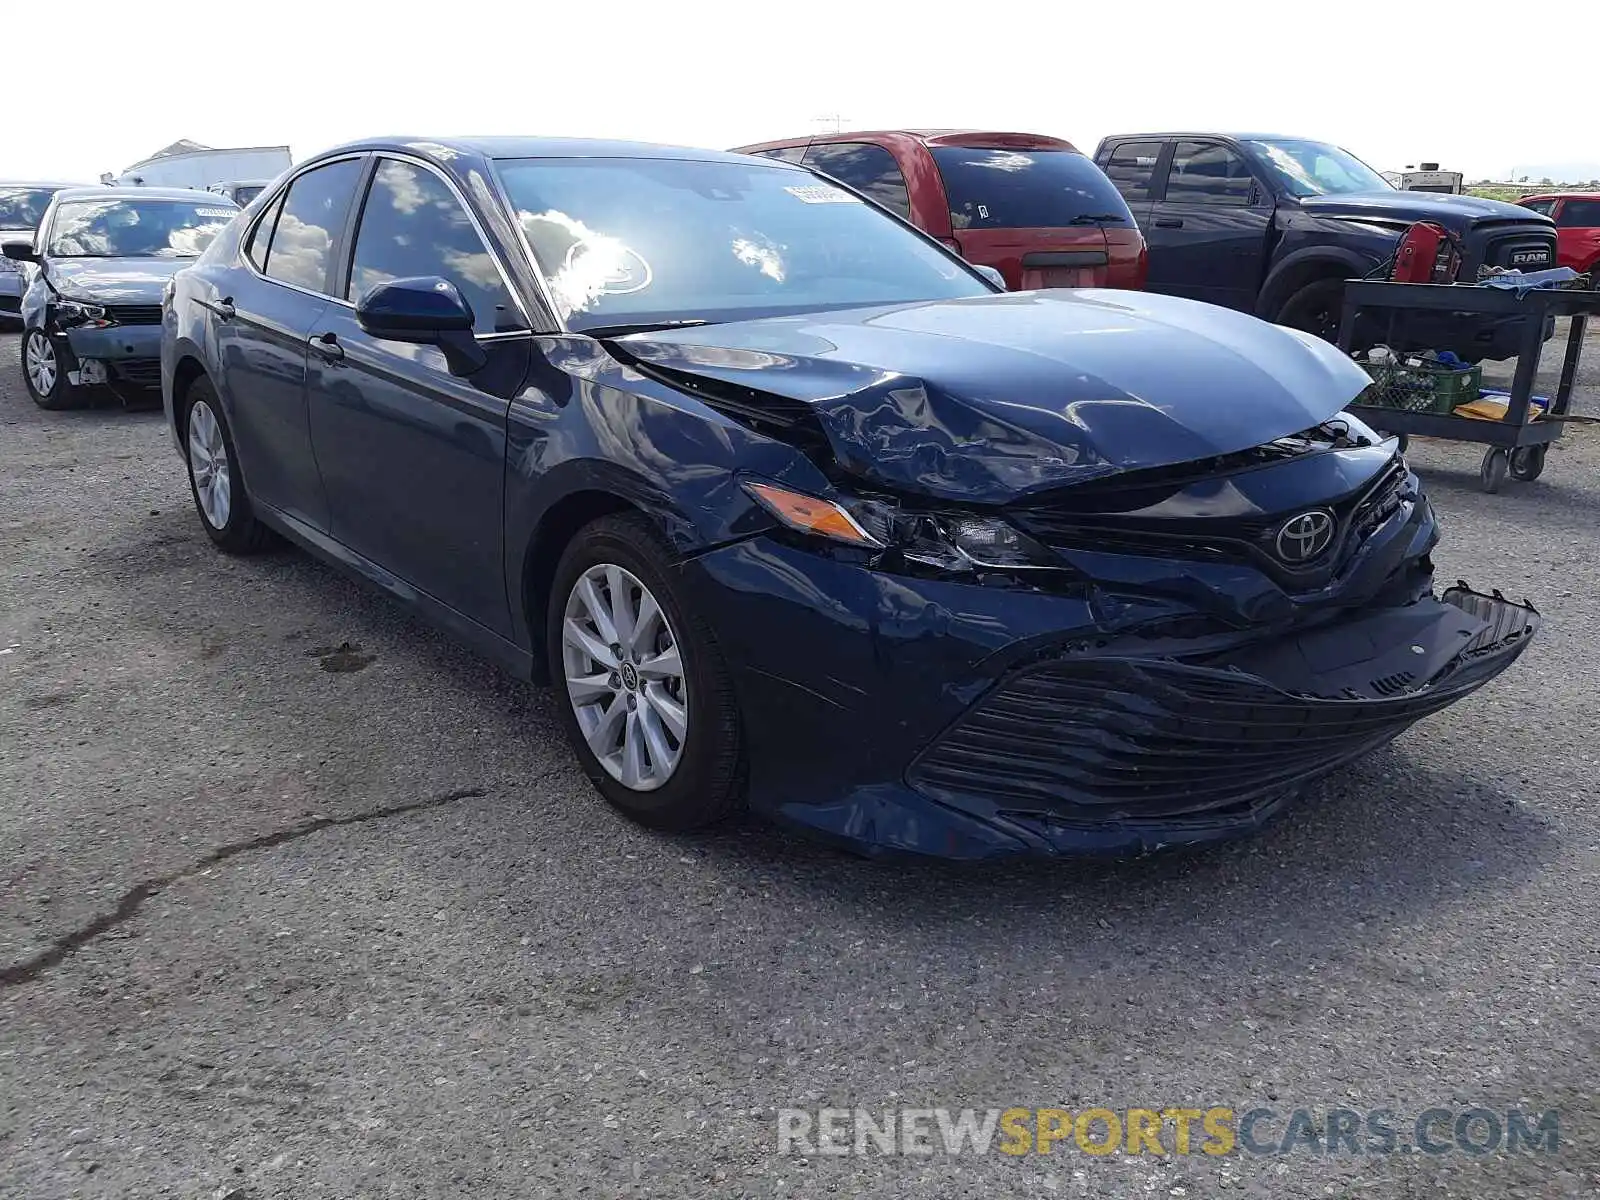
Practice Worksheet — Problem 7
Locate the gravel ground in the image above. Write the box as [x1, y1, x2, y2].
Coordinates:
[2, 322, 1598, 1199]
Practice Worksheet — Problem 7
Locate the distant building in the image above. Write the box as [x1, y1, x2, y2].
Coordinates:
[109, 140, 292, 192]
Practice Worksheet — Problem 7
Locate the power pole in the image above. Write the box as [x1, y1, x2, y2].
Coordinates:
[811, 113, 851, 134]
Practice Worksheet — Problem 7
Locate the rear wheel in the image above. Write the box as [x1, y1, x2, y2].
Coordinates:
[1276, 277, 1345, 343]
[23, 329, 83, 410]
[547, 513, 745, 831]
[183, 379, 274, 554]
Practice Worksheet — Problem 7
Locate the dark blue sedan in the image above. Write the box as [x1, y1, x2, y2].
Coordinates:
[160, 137, 1538, 859]
[5, 187, 237, 407]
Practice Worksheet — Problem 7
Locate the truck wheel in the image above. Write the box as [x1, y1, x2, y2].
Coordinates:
[1276, 278, 1345, 343]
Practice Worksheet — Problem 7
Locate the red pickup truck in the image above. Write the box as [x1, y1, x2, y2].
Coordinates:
[1518, 193, 1600, 279]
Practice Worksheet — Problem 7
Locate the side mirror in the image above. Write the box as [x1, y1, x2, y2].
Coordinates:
[971, 263, 1006, 290]
[2, 240, 38, 263]
[355, 275, 485, 375]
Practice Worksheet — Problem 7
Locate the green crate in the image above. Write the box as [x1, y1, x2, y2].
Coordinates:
[1359, 360, 1481, 413]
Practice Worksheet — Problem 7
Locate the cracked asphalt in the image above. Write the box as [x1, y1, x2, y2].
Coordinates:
[2, 324, 1599, 1199]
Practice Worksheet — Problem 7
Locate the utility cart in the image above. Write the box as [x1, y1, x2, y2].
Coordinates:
[1336, 280, 1600, 492]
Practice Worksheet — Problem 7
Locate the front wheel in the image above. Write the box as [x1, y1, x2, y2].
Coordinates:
[547, 513, 745, 831]
[22, 329, 83, 410]
[1276, 278, 1345, 344]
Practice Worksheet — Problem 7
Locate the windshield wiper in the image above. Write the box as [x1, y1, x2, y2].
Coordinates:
[579, 319, 712, 339]
[1067, 213, 1127, 225]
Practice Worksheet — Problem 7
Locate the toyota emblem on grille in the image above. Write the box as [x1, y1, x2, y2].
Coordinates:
[1275, 510, 1335, 564]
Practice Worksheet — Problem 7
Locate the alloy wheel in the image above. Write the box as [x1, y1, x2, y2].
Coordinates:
[187, 399, 232, 529]
[25, 331, 57, 395]
[561, 563, 689, 791]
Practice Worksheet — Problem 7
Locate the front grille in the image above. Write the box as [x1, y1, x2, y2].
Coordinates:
[110, 358, 161, 386]
[1010, 460, 1409, 585]
[909, 656, 1471, 822]
[0, 296, 18, 313]
[1463, 223, 1558, 274]
[104, 304, 163, 325]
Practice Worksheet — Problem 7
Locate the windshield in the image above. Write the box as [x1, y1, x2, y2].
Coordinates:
[494, 156, 988, 329]
[928, 147, 1134, 229]
[0, 187, 58, 230]
[47, 198, 238, 258]
[1245, 139, 1393, 198]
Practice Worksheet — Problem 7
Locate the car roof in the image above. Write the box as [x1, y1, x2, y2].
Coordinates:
[734, 129, 1078, 152]
[1101, 131, 1304, 141]
[0, 180, 87, 190]
[1520, 192, 1598, 202]
[317, 135, 773, 168]
[53, 185, 234, 203]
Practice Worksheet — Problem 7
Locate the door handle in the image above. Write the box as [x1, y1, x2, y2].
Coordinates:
[1153, 217, 1184, 228]
[309, 332, 344, 363]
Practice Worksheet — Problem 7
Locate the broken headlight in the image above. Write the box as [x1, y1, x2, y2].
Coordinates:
[744, 480, 1061, 573]
[53, 298, 107, 326]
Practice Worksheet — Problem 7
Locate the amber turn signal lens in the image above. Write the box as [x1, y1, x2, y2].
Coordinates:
[744, 482, 880, 547]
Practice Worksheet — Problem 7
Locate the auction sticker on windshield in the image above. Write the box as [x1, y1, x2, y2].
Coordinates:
[786, 185, 860, 204]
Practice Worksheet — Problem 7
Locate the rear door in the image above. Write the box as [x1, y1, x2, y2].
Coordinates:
[223, 156, 366, 532]
[1097, 139, 1162, 231]
[925, 145, 1138, 290]
[1143, 140, 1272, 310]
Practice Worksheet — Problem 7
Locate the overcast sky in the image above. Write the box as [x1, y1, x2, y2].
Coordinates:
[13, 0, 1598, 183]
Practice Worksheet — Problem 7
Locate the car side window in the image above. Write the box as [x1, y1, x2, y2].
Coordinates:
[261, 159, 362, 293]
[802, 142, 912, 220]
[246, 191, 286, 272]
[1163, 143, 1255, 206]
[346, 158, 519, 336]
[1558, 199, 1600, 228]
[1521, 199, 1555, 217]
[1102, 141, 1163, 202]
[752, 146, 807, 164]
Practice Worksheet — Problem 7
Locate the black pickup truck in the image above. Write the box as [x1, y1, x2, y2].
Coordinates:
[1092, 133, 1559, 359]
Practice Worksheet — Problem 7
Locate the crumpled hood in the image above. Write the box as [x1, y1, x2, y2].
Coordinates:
[1297, 190, 1552, 231]
[615, 290, 1376, 502]
[45, 256, 187, 303]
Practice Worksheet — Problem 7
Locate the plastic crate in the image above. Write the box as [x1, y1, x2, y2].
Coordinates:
[1359, 359, 1482, 413]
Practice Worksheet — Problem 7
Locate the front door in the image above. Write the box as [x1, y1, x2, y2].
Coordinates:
[306, 156, 532, 638]
[1144, 141, 1273, 311]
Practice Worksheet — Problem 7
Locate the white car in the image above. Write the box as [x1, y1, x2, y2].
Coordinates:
[205, 180, 270, 207]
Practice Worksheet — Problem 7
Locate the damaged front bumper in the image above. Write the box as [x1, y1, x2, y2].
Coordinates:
[57, 322, 164, 388]
[689, 525, 1537, 858]
[906, 584, 1537, 856]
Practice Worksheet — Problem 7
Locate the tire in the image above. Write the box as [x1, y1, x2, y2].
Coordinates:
[181, 378, 275, 554]
[1480, 447, 1510, 494]
[1510, 445, 1546, 482]
[1275, 277, 1345, 344]
[22, 328, 84, 410]
[546, 513, 745, 831]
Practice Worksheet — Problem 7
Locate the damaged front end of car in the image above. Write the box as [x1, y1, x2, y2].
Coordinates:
[603, 295, 1540, 856]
